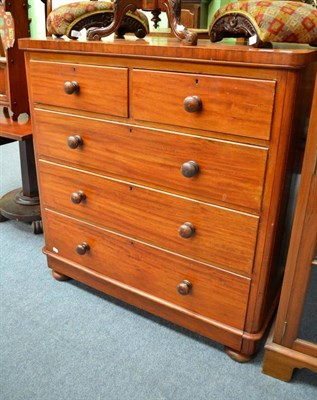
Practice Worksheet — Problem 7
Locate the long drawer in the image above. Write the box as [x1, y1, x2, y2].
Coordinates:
[44, 209, 250, 330]
[39, 161, 259, 275]
[131, 69, 276, 140]
[28, 61, 128, 117]
[34, 109, 268, 211]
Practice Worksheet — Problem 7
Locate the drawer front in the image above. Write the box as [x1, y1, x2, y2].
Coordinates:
[132, 69, 276, 140]
[39, 161, 259, 274]
[44, 209, 250, 330]
[34, 109, 268, 211]
[28, 61, 128, 117]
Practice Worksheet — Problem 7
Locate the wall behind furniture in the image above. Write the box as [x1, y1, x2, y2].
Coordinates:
[28, 0, 46, 37]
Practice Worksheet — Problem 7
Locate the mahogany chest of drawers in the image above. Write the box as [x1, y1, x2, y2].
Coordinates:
[19, 37, 317, 360]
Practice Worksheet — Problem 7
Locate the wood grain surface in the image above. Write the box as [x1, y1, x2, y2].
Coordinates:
[39, 160, 259, 275]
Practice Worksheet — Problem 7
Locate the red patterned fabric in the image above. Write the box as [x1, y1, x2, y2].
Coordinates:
[209, 1, 317, 45]
[47, 1, 149, 37]
[0, 7, 15, 49]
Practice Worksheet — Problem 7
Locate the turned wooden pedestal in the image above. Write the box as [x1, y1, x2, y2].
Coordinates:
[0, 112, 42, 233]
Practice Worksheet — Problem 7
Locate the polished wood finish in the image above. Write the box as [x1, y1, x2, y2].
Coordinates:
[0, 2, 41, 229]
[0, 1, 29, 119]
[18, 37, 317, 67]
[44, 209, 250, 329]
[263, 329, 317, 381]
[181, 3, 200, 29]
[131, 69, 276, 139]
[34, 109, 268, 211]
[28, 62, 128, 117]
[263, 74, 317, 381]
[46, 251, 244, 350]
[20, 37, 317, 358]
[38, 160, 259, 275]
[0, 112, 32, 141]
[0, 42, 9, 107]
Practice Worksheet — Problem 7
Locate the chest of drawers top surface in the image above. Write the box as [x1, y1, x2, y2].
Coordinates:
[19, 36, 317, 66]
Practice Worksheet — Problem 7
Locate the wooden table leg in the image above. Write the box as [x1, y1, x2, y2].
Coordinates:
[161, 0, 197, 45]
[0, 137, 42, 233]
[19, 138, 39, 198]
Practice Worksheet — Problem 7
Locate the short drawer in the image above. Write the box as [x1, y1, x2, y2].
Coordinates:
[131, 69, 276, 140]
[34, 109, 268, 211]
[28, 61, 128, 117]
[44, 209, 250, 330]
[39, 161, 259, 275]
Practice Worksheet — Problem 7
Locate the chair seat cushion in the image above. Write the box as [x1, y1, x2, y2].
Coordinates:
[209, 1, 317, 47]
[47, 1, 149, 39]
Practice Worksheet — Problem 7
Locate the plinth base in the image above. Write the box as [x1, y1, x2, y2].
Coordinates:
[0, 187, 42, 233]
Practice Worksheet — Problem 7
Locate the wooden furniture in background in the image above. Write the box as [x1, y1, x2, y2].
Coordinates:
[262, 77, 317, 381]
[83, 0, 198, 44]
[19, 37, 317, 359]
[0, 0, 42, 233]
[181, 1, 201, 29]
[0, 0, 29, 119]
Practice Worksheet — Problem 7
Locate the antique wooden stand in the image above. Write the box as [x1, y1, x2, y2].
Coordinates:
[86, 0, 198, 45]
[0, 0, 42, 233]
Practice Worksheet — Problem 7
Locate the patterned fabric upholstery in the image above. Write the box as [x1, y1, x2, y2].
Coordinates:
[209, 1, 317, 46]
[0, 6, 15, 49]
[47, 1, 149, 38]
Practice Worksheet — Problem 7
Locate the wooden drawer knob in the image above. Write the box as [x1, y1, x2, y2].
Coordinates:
[64, 81, 79, 95]
[71, 190, 86, 204]
[177, 280, 192, 295]
[183, 96, 202, 113]
[67, 135, 83, 149]
[76, 242, 90, 255]
[178, 222, 195, 239]
[181, 161, 199, 178]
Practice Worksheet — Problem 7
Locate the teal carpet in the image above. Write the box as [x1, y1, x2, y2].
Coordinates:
[1, 142, 316, 400]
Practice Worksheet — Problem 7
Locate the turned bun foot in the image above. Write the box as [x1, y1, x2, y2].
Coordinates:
[224, 346, 254, 363]
[51, 270, 71, 281]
